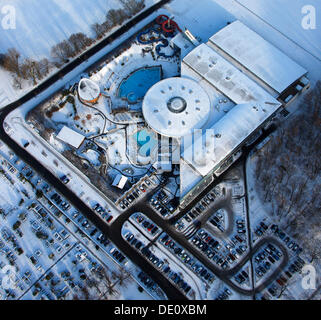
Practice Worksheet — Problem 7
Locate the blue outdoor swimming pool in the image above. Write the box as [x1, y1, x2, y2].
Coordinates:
[118, 66, 162, 104]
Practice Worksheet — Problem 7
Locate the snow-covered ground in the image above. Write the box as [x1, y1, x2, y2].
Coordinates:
[0, 0, 159, 58]
[1, 0, 321, 300]
[0, 68, 19, 106]
[0, 0, 161, 108]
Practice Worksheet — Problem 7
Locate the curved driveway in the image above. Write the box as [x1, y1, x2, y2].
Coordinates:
[115, 201, 289, 296]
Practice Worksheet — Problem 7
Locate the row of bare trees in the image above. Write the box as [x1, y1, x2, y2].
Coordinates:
[51, 33, 94, 67]
[91, 0, 145, 40]
[0, 0, 145, 90]
[0, 48, 51, 89]
[255, 81, 321, 261]
[0, 34, 92, 89]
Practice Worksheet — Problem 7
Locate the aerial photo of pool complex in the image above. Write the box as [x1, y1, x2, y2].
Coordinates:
[25, 14, 182, 203]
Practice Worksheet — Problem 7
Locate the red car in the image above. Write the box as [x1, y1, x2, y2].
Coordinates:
[165, 240, 172, 246]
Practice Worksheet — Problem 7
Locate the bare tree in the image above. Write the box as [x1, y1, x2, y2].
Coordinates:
[92, 23, 105, 39]
[105, 281, 118, 297]
[106, 9, 129, 27]
[12, 74, 23, 90]
[51, 40, 74, 65]
[80, 286, 91, 300]
[114, 267, 131, 288]
[120, 0, 145, 15]
[4, 48, 21, 77]
[254, 81, 321, 262]
[0, 53, 6, 67]
[69, 33, 93, 55]
[21, 58, 38, 85]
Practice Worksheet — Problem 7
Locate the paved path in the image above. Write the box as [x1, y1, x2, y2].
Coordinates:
[117, 199, 289, 296]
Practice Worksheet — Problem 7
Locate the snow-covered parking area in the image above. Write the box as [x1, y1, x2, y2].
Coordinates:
[122, 221, 206, 300]
[0, 142, 152, 300]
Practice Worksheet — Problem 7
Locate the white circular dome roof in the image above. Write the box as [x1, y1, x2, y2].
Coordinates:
[142, 78, 211, 138]
[78, 78, 100, 102]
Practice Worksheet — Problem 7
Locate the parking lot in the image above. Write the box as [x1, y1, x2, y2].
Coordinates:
[149, 188, 178, 219]
[190, 228, 248, 271]
[117, 175, 159, 211]
[0, 143, 156, 300]
[158, 234, 215, 287]
[121, 221, 200, 299]
[129, 213, 161, 241]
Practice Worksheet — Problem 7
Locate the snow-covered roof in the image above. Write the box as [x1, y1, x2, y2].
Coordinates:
[142, 78, 211, 138]
[183, 101, 281, 177]
[179, 158, 202, 198]
[209, 21, 307, 94]
[56, 126, 85, 149]
[112, 174, 128, 190]
[170, 32, 196, 58]
[183, 43, 280, 105]
[78, 78, 100, 102]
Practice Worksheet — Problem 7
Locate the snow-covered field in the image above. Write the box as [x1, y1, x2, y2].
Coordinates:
[0, 0, 161, 108]
[0, 0, 159, 58]
[2, 0, 319, 63]
[0, 68, 18, 107]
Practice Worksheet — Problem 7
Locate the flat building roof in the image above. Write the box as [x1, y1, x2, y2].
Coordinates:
[183, 43, 281, 106]
[209, 20, 307, 94]
[56, 126, 85, 149]
[183, 102, 281, 177]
